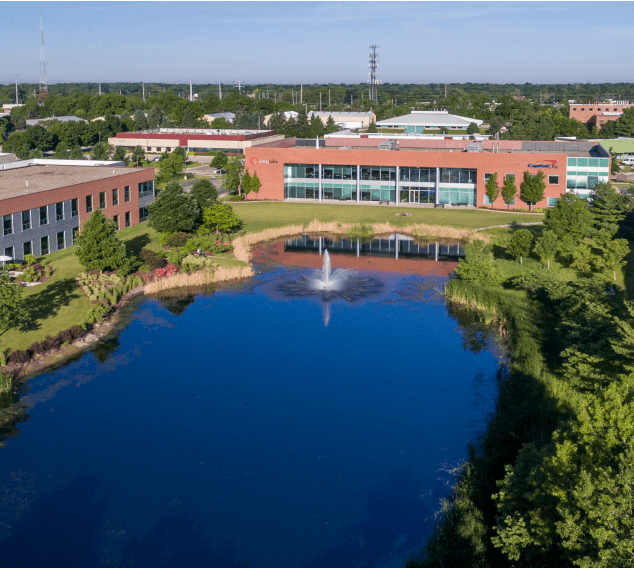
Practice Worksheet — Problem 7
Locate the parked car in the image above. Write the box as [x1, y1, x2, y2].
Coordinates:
[621, 158, 634, 166]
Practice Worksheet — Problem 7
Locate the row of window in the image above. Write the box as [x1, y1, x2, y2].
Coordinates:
[3, 200, 79, 236]
[484, 173, 559, 185]
[567, 157, 610, 168]
[572, 107, 622, 112]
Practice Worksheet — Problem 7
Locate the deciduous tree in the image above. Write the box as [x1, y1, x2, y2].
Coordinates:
[190, 179, 218, 214]
[224, 156, 244, 196]
[545, 193, 593, 243]
[241, 171, 252, 199]
[155, 152, 184, 184]
[501, 175, 517, 210]
[250, 171, 261, 200]
[520, 170, 545, 212]
[202, 203, 242, 233]
[90, 141, 111, 160]
[485, 173, 500, 209]
[534, 230, 559, 269]
[507, 229, 534, 265]
[211, 150, 228, 170]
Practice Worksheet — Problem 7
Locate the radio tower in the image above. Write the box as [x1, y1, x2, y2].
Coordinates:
[38, 11, 48, 102]
[368, 45, 379, 102]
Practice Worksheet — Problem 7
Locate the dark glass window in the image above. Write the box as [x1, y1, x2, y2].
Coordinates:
[23, 241, 32, 257]
[139, 181, 154, 198]
[57, 231, 65, 251]
[40, 236, 49, 255]
[112, 188, 119, 206]
[548, 175, 559, 185]
[86, 195, 93, 213]
[4, 246, 13, 259]
[71, 198, 78, 217]
[125, 211, 131, 227]
[99, 192, 106, 209]
[113, 215, 119, 230]
[22, 210, 31, 231]
[56, 202, 64, 221]
[39, 206, 48, 226]
[139, 207, 148, 222]
[3, 214, 13, 236]
[124, 186, 130, 202]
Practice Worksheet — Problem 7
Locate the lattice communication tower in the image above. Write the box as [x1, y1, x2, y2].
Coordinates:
[368, 45, 379, 102]
[39, 11, 48, 101]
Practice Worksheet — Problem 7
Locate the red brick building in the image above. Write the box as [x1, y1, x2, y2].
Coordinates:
[568, 101, 633, 129]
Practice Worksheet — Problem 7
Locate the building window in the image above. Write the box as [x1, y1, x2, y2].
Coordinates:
[581, 108, 585, 111]
[22, 210, 31, 231]
[41, 236, 49, 255]
[113, 215, 119, 230]
[139, 207, 148, 222]
[124, 186, 130, 202]
[505, 174, 516, 183]
[23, 241, 32, 257]
[484, 173, 494, 183]
[3, 214, 13, 236]
[86, 195, 93, 213]
[125, 211, 131, 227]
[99, 192, 106, 209]
[112, 188, 119, 206]
[56, 201, 64, 221]
[139, 181, 154, 198]
[57, 231, 65, 251]
[39, 206, 48, 226]
[597, 107, 602, 111]
[548, 175, 559, 185]
[4, 246, 13, 259]
[71, 198, 78, 217]
[547, 197, 559, 207]
[573, 107, 577, 111]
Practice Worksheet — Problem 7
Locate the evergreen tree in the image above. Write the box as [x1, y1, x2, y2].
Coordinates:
[241, 170, 252, 199]
[596, 239, 629, 281]
[545, 193, 593, 243]
[325, 115, 338, 133]
[134, 109, 148, 130]
[190, 179, 218, 215]
[250, 171, 261, 200]
[367, 121, 378, 133]
[75, 209, 128, 272]
[520, 170, 546, 212]
[268, 113, 286, 134]
[90, 141, 111, 160]
[588, 183, 632, 232]
[54, 141, 68, 159]
[507, 228, 534, 265]
[0, 266, 23, 336]
[180, 108, 196, 128]
[467, 122, 480, 134]
[69, 145, 85, 160]
[295, 107, 310, 137]
[501, 175, 517, 210]
[310, 115, 325, 138]
[147, 181, 199, 233]
[485, 173, 500, 209]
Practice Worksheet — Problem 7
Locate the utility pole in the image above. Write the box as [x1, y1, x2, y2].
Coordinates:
[320, 92, 322, 111]
[300, 82, 303, 104]
[15, 75, 18, 104]
[38, 11, 48, 102]
[329, 89, 331, 106]
[99, 83, 101, 96]
[368, 45, 379, 102]
[143, 83, 145, 102]
[219, 81, 222, 100]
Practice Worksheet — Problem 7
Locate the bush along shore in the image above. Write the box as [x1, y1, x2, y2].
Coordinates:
[407, 185, 634, 568]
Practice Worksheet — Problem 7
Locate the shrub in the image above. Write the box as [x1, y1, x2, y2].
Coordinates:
[8, 349, 31, 365]
[165, 232, 191, 247]
[0, 372, 12, 394]
[182, 254, 217, 270]
[30, 341, 46, 355]
[69, 325, 85, 340]
[45, 265, 52, 277]
[85, 304, 110, 326]
[166, 250, 187, 266]
[24, 254, 37, 265]
[158, 232, 173, 246]
[42, 334, 62, 351]
[139, 249, 166, 270]
[0, 352, 6, 366]
[59, 329, 74, 343]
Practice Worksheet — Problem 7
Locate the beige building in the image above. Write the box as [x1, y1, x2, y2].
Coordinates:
[264, 111, 376, 129]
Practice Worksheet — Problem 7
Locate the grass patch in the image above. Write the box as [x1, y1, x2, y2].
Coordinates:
[231, 203, 543, 234]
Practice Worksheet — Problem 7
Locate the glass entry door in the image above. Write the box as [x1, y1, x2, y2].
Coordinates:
[409, 190, 420, 203]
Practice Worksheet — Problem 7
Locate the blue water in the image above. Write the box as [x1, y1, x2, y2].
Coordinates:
[0, 255, 500, 568]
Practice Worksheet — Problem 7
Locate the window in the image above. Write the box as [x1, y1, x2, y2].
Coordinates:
[39, 206, 48, 226]
[112, 188, 119, 206]
[22, 210, 31, 231]
[597, 107, 602, 111]
[138, 181, 154, 198]
[86, 195, 93, 213]
[40, 236, 49, 256]
[23, 241, 32, 257]
[4, 246, 13, 259]
[581, 108, 585, 111]
[99, 192, 106, 209]
[113, 215, 119, 230]
[3, 214, 13, 236]
[71, 198, 78, 217]
[56, 202, 64, 221]
[547, 197, 559, 207]
[505, 174, 516, 183]
[125, 211, 131, 228]
[548, 175, 559, 185]
[484, 173, 494, 183]
[573, 107, 577, 111]
[57, 231, 65, 251]
[124, 186, 130, 202]
[139, 206, 148, 222]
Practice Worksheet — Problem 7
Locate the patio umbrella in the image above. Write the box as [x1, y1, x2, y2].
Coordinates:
[0, 255, 12, 267]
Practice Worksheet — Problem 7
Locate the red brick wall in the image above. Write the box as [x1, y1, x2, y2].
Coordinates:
[568, 103, 632, 127]
[244, 147, 566, 208]
[0, 168, 155, 228]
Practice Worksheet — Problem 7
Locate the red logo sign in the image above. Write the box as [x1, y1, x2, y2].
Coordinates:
[250, 157, 259, 165]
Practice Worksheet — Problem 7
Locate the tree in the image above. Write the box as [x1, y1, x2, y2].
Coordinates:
[241, 170, 252, 200]
[507, 228, 534, 265]
[439, 126, 449, 134]
[597, 239, 629, 281]
[467, 122, 480, 134]
[147, 105, 165, 130]
[211, 117, 233, 129]
[27, 148, 44, 159]
[454, 239, 500, 284]
[202, 203, 242, 233]
[0, 266, 23, 337]
[134, 109, 148, 130]
[520, 170, 546, 212]
[155, 152, 185, 184]
[294, 107, 310, 137]
[367, 121, 378, 133]
[132, 145, 145, 167]
[501, 175, 517, 210]
[147, 181, 199, 233]
[75, 209, 128, 272]
[608, 147, 622, 175]
[588, 182, 632, 233]
[113, 146, 128, 163]
[325, 115, 339, 134]
[190, 179, 218, 215]
[534, 230, 559, 269]
[485, 173, 500, 209]
[571, 243, 594, 272]
[310, 115, 325, 138]
[250, 171, 261, 200]
[545, 193, 593, 243]
[69, 145, 85, 160]
[211, 150, 228, 170]
[180, 108, 196, 129]
[224, 156, 244, 196]
[54, 141, 68, 159]
[90, 141, 111, 160]
[268, 113, 286, 134]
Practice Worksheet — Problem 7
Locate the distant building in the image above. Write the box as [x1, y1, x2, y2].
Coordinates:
[203, 112, 236, 124]
[109, 127, 286, 155]
[569, 101, 634, 130]
[1, 103, 23, 114]
[376, 111, 483, 133]
[26, 115, 88, 127]
[598, 139, 634, 160]
[0, 159, 155, 261]
[309, 111, 376, 129]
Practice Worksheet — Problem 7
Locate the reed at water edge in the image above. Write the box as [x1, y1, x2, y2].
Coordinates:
[144, 266, 255, 294]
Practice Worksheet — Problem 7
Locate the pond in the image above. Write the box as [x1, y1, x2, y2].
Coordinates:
[0, 236, 501, 568]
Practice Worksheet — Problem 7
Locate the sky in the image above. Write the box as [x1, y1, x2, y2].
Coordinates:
[1, 1, 634, 85]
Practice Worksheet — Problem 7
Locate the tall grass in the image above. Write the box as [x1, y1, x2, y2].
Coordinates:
[144, 266, 254, 294]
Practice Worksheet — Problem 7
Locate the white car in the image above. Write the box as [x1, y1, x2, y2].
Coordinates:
[621, 159, 634, 166]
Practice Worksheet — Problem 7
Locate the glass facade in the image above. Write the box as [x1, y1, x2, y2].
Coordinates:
[139, 207, 149, 222]
[139, 180, 154, 198]
[438, 168, 477, 206]
[566, 157, 610, 192]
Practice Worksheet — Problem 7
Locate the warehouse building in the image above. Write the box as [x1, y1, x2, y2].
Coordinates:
[244, 139, 609, 207]
[376, 111, 483, 133]
[109, 128, 286, 156]
[0, 160, 155, 261]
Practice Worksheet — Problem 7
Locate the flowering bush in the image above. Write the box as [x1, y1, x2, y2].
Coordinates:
[154, 264, 179, 279]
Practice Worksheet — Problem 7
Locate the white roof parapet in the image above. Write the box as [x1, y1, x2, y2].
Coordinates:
[376, 111, 483, 128]
[1, 158, 125, 171]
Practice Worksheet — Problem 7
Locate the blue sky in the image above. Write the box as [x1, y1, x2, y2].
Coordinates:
[1, 1, 633, 85]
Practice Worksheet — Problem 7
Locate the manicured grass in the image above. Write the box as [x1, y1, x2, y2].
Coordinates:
[186, 161, 202, 168]
[230, 202, 544, 233]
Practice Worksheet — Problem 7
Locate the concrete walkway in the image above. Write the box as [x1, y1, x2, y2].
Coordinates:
[473, 221, 543, 232]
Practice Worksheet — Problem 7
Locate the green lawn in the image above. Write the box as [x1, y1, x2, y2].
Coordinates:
[231, 202, 544, 233]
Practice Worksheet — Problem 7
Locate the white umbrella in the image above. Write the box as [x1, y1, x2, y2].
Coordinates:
[0, 255, 12, 267]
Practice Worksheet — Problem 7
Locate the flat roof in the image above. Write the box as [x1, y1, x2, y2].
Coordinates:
[376, 112, 483, 128]
[0, 165, 150, 201]
[599, 139, 634, 153]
